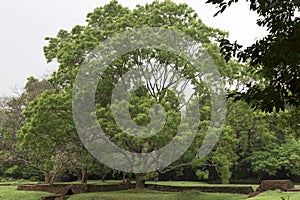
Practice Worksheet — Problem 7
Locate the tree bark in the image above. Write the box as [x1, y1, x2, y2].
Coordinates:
[44, 171, 50, 184]
[77, 168, 82, 181]
[101, 173, 107, 182]
[135, 173, 145, 189]
[122, 172, 126, 184]
[50, 168, 61, 185]
[81, 167, 87, 184]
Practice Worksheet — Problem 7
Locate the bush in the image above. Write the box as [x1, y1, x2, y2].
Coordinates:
[2, 164, 43, 181]
[5, 165, 22, 179]
[21, 167, 44, 181]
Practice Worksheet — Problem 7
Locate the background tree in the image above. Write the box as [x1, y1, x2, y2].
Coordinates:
[0, 77, 54, 180]
[223, 99, 300, 181]
[206, 0, 300, 111]
[18, 90, 99, 184]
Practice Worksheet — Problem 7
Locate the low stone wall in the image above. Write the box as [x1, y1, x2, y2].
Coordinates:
[17, 183, 136, 195]
[17, 183, 254, 195]
[87, 183, 135, 192]
[256, 180, 294, 192]
[248, 180, 294, 198]
[146, 184, 254, 194]
[17, 184, 88, 195]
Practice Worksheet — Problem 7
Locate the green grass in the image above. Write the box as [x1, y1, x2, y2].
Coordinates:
[68, 189, 247, 200]
[0, 180, 38, 185]
[55, 180, 121, 185]
[251, 190, 300, 200]
[147, 181, 210, 186]
[0, 179, 121, 185]
[147, 180, 259, 190]
[68, 189, 300, 200]
[0, 186, 54, 200]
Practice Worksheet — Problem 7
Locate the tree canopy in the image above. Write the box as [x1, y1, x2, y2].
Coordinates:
[206, 0, 300, 112]
[43, 0, 239, 187]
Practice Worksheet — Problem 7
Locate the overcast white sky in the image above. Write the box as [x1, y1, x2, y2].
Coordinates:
[0, 0, 267, 96]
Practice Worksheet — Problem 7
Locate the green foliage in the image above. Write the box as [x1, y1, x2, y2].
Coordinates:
[196, 170, 209, 180]
[44, 0, 229, 88]
[18, 91, 77, 183]
[206, 0, 300, 111]
[247, 112, 300, 177]
[3, 165, 43, 181]
[19, 91, 73, 158]
[225, 100, 300, 180]
[277, 137, 300, 176]
[277, 107, 300, 138]
[4, 166, 20, 178]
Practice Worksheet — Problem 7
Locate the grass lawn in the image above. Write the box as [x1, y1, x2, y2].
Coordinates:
[0, 180, 38, 185]
[251, 190, 300, 200]
[56, 180, 121, 185]
[147, 180, 259, 190]
[0, 186, 54, 200]
[68, 189, 300, 200]
[68, 189, 247, 200]
[0, 179, 121, 185]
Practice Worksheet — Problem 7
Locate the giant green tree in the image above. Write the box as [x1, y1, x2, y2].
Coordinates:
[43, 0, 249, 187]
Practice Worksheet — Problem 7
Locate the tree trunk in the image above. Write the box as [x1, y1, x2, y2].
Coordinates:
[101, 174, 107, 182]
[44, 171, 50, 184]
[135, 173, 145, 189]
[49, 168, 62, 185]
[81, 167, 87, 184]
[122, 172, 126, 184]
[77, 168, 82, 181]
